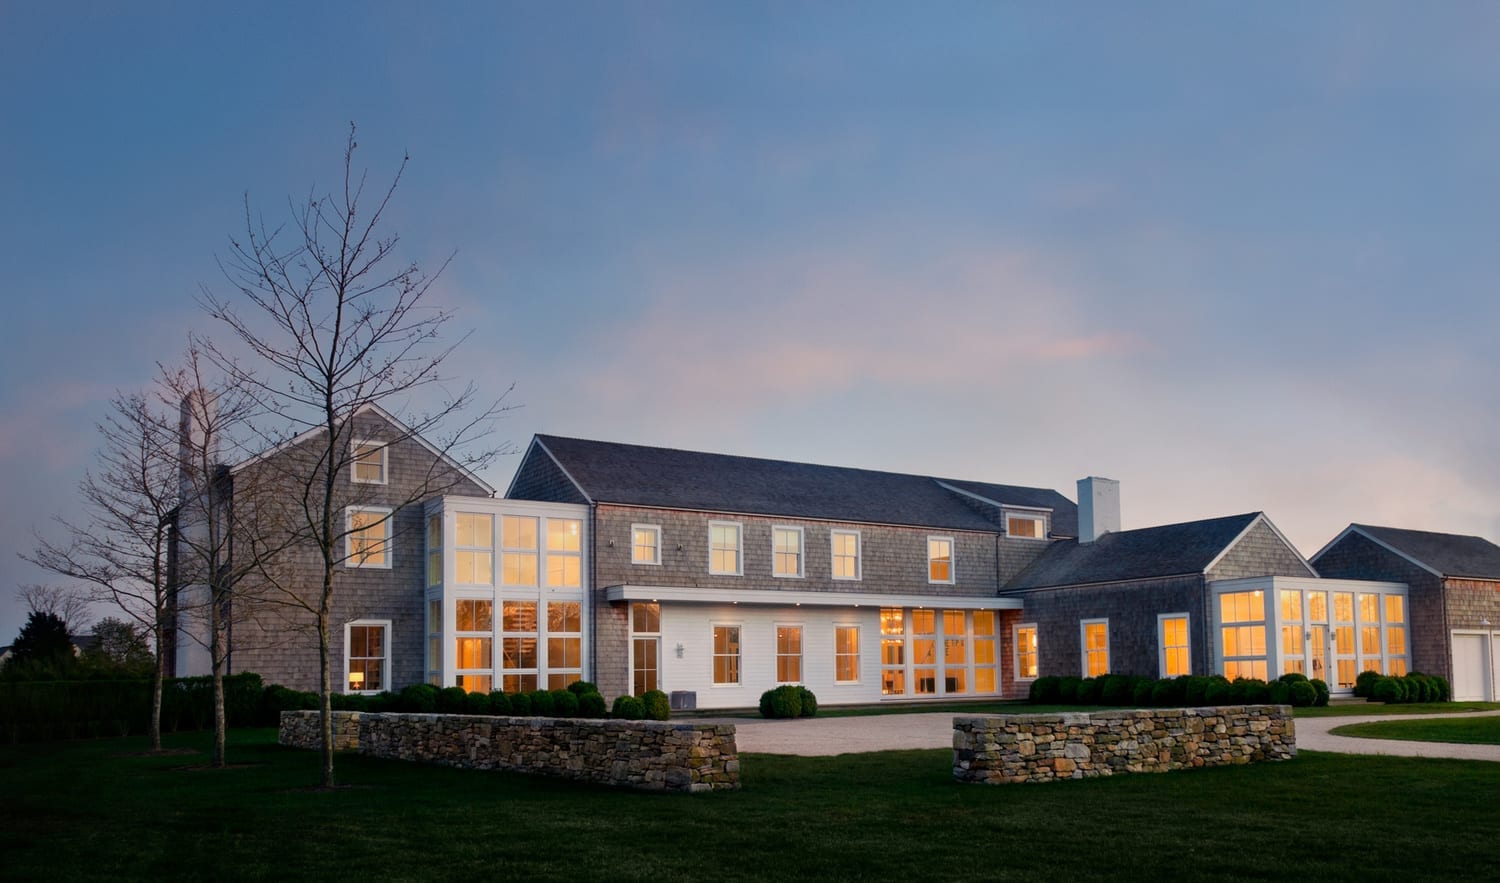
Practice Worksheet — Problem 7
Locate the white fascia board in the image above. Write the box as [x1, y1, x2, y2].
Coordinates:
[1207, 575, 1408, 593]
[604, 584, 1023, 610]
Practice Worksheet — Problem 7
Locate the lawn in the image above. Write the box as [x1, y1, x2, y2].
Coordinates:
[1331, 715, 1500, 745]
[3, 729, 1498, 881]
[694, 699, 1500, 719]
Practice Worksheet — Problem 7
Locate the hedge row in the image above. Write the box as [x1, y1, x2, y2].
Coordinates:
[1354, 670, 1451, 704]
[270, 680, 667, 721]
[758, 685, 818, 718]
[1028, 672, 1331, 709]
[0, 673, 267, 743]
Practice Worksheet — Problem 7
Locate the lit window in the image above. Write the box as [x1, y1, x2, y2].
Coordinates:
[501, 515, 538, 586]
[1332, 591, 1355, 689]
[632, 524, 661, 565]
[351, 440, 387, 484]
[709, 522, 742, 575]
[426, 599, 441, 683]
[880, 608, 905, 696]
[346, 507, 392, 568]
[927, 537, 954, 584]
[545, 518, 582, 588]
[455, 599, 493, 691]
[831, 530, 861, 580]
[1014, 623, 1038, 681]
[1218, 590, 1268, 681]
[943, 610, 968, 694]
[345, 621, 388, 692]
[775, 625, 802, 683]
[1158, 614, 1190, 677]
[1081, 619, 1109, 677]
[500, 600, 538, 693]
[972, 611, 998, 693]
[712, 625, 740, 685]
[632, 602, 661, 695]
[835, 626, 859, 683]
[546, 601, 582, 690]
[426, 515, 442, 587]
[773, 527, 804, 578]
[1005, 512, 1047, 539]
[455, 513, 493, 586]
[912, 609, 936, 695]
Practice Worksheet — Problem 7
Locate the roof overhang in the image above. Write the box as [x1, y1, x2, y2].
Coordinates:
[604, 584, 1023, 610]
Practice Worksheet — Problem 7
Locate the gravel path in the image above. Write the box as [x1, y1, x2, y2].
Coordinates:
[706, 709, 1500, 760]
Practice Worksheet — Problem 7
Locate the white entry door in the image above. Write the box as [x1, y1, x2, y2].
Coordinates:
[1450, 633, 1492, 701]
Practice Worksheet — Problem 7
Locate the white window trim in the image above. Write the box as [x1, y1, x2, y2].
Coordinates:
[344, 619, 391, 694]
[351, 438, 389, 485]
[711, 622, 742, 686]
[345, 506, 394, 569]
[927, 535, 956, 585]
[1013, 621, 1038, 682]
[834, 623, 861, 684]
[831, 529, 862, 581]
[708, 521, 744, 576]
[500, 514, 539, 587]
[774, 622, 804, 684]
[631, 523, 662, 566]
[454, 511, 495, 587]
[772, 525, 805, 579]
[544, 517, 584, 588]
[1157, 612, 1191, 679]
[1003, 510, 1049, 540]
[1080, 618, 1110, 677]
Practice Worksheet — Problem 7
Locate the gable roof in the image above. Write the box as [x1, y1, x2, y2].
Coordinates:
[524, 434, 1077, 534]
[1318, 524, 1500, 580]
[1004, 512, 1262, 590]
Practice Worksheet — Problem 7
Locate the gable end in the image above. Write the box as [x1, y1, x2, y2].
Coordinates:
[507, 437, 591, 504]
[1206, 515, 1316, 581]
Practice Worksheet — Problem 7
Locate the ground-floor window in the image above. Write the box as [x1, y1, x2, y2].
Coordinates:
[713, 625, 741, 685]
[1219, 591, 1267, 680]
[345, 620, 389, 693]
[776, 625, 802, 684]
[1158, 613, 1190, 677]
[1081, 619, 1110, 677]
[546, 601, 582, 689]
[835, 625, 859, 683]
[631, 602, 660, 695]
[877, 607, 1002, 698]
[1014, 623, 1038, 681]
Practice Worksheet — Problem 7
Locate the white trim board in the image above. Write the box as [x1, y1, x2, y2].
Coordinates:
[604, 584, 1023, 610]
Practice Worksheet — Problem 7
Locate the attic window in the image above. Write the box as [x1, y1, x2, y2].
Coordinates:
[1005, 512, 1047, 539]
[352, 440, 388, 484]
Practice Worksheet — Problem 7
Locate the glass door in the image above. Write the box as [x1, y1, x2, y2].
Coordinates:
[1306, 591, 1328, 685]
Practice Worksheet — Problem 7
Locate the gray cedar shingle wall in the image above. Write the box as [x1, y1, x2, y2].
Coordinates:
[229, 412, 488, 691]
[509, 445, 589, 504]
[1313, 531, 1449, 679]
[1010, 576, 1208, 679]
[1206, 519, 1315, 581]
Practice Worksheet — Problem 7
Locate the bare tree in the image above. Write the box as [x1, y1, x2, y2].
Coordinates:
[199, 124, 506, 787]
[16, 584, 93, 635]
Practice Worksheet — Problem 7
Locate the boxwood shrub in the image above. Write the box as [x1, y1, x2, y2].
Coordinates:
[550, 689, 579, 717]
[796, 686, 818, 717]
[611, 694, 645, 720]
[487, 691, 512, 716]
[529, 689, 555, 716]
[578, 691, 607, 718]
[641, 689, 671, 721]
[758, 684, 803, 719]
[1354, 670, 1381, 698]
[1028, 676, 1061, 703]
[1309, 678, 1330, 706]
[509, 691, 532, 715]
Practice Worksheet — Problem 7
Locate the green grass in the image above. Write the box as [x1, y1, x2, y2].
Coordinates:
[1331, 715, 1500, 745]
[4, 729, 1500, 881]
[1295, 701, 1500, 718]
[699, 699, 1500, 720]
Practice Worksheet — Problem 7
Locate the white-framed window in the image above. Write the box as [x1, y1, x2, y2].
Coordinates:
[455, 512, 494, 586]
[631, 602, 661, 695]
[425, 597, 441, 686]
[1081, 618, 1109, 677]
[454, 598, 494, 694]
[545, 518, 583, 588]
[501, 515, 538, 586]
[344, 619, 390, 693]
[972, 611, 999, 693]
[1005, 511, 1047, 540]
[1219, 590, 1268, 681]
[709, 521, 742, 576]
[501, 599, 538, 693]
[351, 439, 388, 484]
[546, 600, 583, 690]
[927, 536, 954, 584]
[831, 530, 861, 580]
[1158, 613, 1191, 678]
[1014, 622, 1038, 681]
[772, 526, 804, 578]
[775, 624, 803, 683]
[426, 514, 442, 587]
[346, 506, 392, 568]
[880, 607, 906, 696]
[835, 625, 860, 683]
[632, 524, 661, 565]
[712, 624, 741, 685]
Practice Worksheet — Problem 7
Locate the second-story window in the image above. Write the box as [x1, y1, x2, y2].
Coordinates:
[632, 524, 661, 565]
[351, 440, 387, 484]
[1005, 511, 1047, 539]
[501, 515, 538, 586]
[346, 507, 392, 568]
[546, 518, 582, 587]
[455, 513, 493, 586]
[709, 522, 742, 575]
[927, 536, 954, 584]
[831, 530, 861, 580]
[772, 526, 803, 578]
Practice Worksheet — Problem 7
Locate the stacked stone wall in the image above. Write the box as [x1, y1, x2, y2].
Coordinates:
[953, 705, 1294, 784]
[279, 709, 361, 751]
[278, 711, 739, 793]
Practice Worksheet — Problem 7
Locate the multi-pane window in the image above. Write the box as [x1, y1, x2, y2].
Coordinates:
[927, 537, 954, 583]
[1159, 614, 1190, 677]
[455, 513, 494, 585]
[972, 611, 998, 693]
[1014, 624, 1038, 681]
[346, 622, 386, 692]
[776, 626, 803, 683]
[426, 515, 442, 587]
[1385, 595, 1408, 676]
[1220, 591, 1267, 680]
[1280, 590, 1304, 675]
[943, 610, 968, 694]
[501, 600, 538, 693]
[1081, 619, 1110, 677]
[501, 515, 538, 586]
[831, 530, 861, 580]
[912, 609, 937, 695]
[546, 601, 582, 689]
[772, 527, 804, 578]
[1333, 591, 1356, 689]
[632, 524, 661, 565]
[835, 626, 859, 683]
[1358, 593, 1382, 674]
[346, 507, 391, 568]
[632, 602, 661, 695]
[454, 599, 493, 694]
[1005, 512, 1046, 539]
[426, 599, 441, 686]
[712, 625, 740, 685]
[709, 522, 742, 575]
[351, 440, 387, 484]
[880, 608, 905, 695]
[546, 518, 582, 588]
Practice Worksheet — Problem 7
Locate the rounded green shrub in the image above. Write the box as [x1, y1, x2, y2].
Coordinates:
[578, 691, 607, 717]
[1432, 676, 1451, 702]
[640, 689, 670, 721]
[567, 680, 599, 697]
[463, 690, 492, 715]
[1164, 675, 1192, 706]
[436, 686, 468, 714]
[529, 689, 555, 716]
[1184, 676, 1213, 707]
[1354, 670, 1381, 698]
[1371, 676, 1401, 704]
[1277, 671, 1309, 685]
[1268, 682, 1291, 705]
[1150, 679, 1176, 707]
[796, 686, 818, 717]
[509, 691, 532, 715]
[1288, 681, 1317, 707]
[1203, 678, 1232, 706]
[488, 691, 512, 716]
[551, 689, 579, 717]
[1056, 677, 1082, 704]
[1075, 678, 1099, 705]
[1309, 678, 1330, 706]
[612, 694, 646, 720]
[759, 685, 802, 719]
[1130, 677, 1155, 707]
[1029, 676, 1061, 704]
[1099, 675, 1131, 707]
[398, 683, 439, 713]
[1237, 678, 1271, 704]
[367, 691, 397, 713]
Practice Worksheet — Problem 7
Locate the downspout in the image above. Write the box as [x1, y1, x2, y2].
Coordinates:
[589, 500, 598, 686]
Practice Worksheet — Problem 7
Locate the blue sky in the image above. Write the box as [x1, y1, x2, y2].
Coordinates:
[3, 3, 1498, 643]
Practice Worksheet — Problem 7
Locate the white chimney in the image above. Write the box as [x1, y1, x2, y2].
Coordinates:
[1077, 477, 1120, 543]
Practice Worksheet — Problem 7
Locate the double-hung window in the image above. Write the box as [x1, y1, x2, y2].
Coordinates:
[927, 537, 954, 584]
[776, 625, 802, 683]
[632, 524, 661, 565]
[712, 625, 740, 684]
[351, 440, 387, 484]
[346, 507, 392, 568]
[835, 625, 859, 683]
[709, 522, 742, 575]
[345, 620, 389, 692]
[831, 530, 861, 580]
[1081, 619, 1110, 677]
[773, 527, 804, 578]
[1014, 623, 1038, 681]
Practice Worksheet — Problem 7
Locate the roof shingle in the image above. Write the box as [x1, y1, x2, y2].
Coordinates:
[1345, 524, 1500, 580]
[1004, 512, 1261, 590]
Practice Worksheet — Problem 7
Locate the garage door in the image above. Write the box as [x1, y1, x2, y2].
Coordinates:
[1451, 633, 1491, 701]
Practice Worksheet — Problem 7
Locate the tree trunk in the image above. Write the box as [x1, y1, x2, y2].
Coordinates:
[210, 589, 226, 767]
[149, 631, 164, 753]
[319, 611, 334, 788]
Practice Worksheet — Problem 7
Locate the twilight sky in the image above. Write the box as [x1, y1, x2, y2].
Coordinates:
[2, 3, 1498, 643]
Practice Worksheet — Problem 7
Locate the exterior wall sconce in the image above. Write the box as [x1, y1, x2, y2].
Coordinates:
[675, 643, 685, 658]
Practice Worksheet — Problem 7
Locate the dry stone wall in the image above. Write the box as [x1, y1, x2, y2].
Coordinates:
[953, 705, 1294, 784]
[279, 711, 739, 793]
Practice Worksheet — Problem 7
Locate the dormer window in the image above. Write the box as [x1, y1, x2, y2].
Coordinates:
[1005, 511, 1047, 539]
[352, 440, 388, 484]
